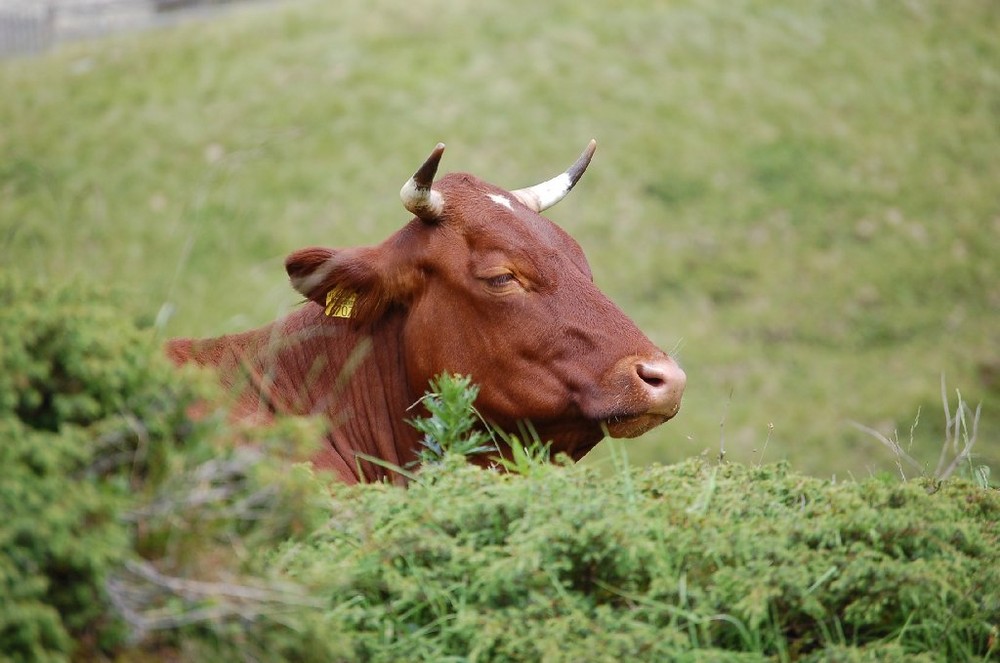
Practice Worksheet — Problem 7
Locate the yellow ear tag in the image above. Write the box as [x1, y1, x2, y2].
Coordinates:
[325, 289, 356, 319]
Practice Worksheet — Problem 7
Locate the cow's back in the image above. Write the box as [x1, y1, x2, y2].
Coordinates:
[164, 305, 420, 484]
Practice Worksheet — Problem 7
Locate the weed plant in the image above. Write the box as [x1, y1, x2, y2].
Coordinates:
[410, 374, 493, 466]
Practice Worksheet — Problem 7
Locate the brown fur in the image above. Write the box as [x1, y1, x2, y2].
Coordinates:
[167, 168, 685, 484]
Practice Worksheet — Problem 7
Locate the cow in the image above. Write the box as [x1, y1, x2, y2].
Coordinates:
[165, 141, 686, 484]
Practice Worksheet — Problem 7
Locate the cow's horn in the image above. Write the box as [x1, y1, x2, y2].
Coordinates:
[400, 143, 446, 220]
[510, 139, 597, 212]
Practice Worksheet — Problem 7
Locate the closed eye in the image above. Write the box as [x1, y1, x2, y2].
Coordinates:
[485, 272, 517, 288]
[478, 270, 524, 295]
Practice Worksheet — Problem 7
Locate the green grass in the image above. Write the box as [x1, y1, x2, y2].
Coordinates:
[1, 0, 998, 478]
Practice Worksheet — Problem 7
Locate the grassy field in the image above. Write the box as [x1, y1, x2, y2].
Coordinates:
[1, 0, 998, 478]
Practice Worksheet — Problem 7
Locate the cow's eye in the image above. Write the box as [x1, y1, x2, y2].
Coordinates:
[484, 272, 517, 290]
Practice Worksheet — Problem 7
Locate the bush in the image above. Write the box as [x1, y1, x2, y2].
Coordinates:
[0, 274, 162, 661]
[0, 274, 330, 661]
[273, 457, 1000, 662]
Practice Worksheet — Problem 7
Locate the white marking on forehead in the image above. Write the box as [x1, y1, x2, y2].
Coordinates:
[487, 193, 513, 210]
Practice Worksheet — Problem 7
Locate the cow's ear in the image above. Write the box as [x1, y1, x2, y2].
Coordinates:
[285, 246, 401, 327]
[285, 247, 337, 302]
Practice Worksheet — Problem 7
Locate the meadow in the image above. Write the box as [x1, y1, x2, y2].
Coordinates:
[4, 4, 1000, 658]
[1, 0, 998, 478]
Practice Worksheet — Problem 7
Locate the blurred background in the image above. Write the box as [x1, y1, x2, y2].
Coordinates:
[1, 0, 997, 479]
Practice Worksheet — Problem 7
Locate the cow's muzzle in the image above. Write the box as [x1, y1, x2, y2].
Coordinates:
[603, 355, 686, 438]
[635, 358, 686, 417]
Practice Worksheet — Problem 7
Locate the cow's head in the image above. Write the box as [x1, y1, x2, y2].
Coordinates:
[285, 142, 685, 459]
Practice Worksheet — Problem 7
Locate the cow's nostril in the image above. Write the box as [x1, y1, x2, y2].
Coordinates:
[636, 362, 668, 389]
[641, 374, 665, 388]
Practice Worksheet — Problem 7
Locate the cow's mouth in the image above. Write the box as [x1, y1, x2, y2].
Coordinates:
[603, 412, 672, 439]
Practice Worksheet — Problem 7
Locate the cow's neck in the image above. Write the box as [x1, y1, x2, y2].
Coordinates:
[201, 304, 421, 485]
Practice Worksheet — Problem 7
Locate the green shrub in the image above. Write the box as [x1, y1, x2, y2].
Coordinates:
[0, 274, 330, 661]
[271, 458, 1000, 661]
[0, 275, 158, 661]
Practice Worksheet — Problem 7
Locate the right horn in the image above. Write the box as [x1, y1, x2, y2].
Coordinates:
[510, 139, 597, 212]
[400, 143, 446, 221]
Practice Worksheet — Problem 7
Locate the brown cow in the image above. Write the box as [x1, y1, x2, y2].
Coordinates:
[166, 141, 685, 484]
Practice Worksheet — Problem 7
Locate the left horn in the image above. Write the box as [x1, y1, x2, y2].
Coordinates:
[400, 143, 446, 220]
[510, 139, 597, 212]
